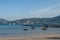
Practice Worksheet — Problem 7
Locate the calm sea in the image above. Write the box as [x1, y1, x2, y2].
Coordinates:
[0, 25, 60, 37]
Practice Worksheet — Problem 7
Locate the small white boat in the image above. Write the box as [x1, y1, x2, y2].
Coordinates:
[41, 27, 47, 30]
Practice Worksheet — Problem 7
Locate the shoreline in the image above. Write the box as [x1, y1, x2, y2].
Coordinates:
[0, 34, 60, 40]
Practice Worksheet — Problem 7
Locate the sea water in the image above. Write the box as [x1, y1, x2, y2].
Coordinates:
[0, 25, 60, 37]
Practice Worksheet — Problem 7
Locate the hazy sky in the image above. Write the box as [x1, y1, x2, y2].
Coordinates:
[0, 0, 60, 20]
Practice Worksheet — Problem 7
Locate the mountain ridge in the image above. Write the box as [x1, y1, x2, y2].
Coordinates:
[0, 15, 60, 25]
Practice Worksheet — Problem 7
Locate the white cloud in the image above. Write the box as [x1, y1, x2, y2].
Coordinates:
[32, 3, 60, 18]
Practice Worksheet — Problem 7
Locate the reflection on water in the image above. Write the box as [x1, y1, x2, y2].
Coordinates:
[0, 25, 60, 37]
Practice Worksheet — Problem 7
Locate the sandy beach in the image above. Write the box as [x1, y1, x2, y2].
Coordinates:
[0, 34, 60, 40]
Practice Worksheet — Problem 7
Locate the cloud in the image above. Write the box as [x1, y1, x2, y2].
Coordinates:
[32, 3, 60, 18]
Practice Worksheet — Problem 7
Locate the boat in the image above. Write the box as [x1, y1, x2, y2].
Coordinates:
[31, 27, 35, 29]
[23, 28, 28, 31]
[41, 27, 47, 30]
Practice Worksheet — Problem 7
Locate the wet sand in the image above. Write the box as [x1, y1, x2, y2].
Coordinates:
[0, 34, 60, 40]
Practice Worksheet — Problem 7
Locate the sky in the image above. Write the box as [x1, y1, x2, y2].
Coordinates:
[0, 0, 60, 20]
